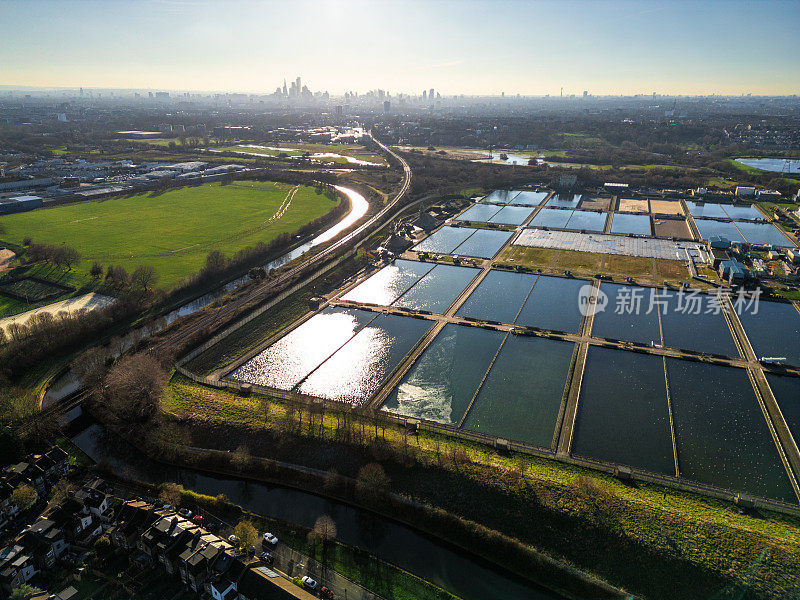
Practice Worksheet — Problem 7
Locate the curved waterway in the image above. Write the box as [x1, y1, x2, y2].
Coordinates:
[69, 420, 560, 600]
[43, 186, 368, 407]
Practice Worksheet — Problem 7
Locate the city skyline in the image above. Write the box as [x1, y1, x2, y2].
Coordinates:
[1, 0, 799, 96]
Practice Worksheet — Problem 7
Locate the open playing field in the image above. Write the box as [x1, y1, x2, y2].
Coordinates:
[0, 181, 339, 289]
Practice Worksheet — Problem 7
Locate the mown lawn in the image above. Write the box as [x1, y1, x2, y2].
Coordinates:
[0, 181, 338, 289]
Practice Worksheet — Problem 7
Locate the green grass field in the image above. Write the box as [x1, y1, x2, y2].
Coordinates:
[0, 181, 338, 289]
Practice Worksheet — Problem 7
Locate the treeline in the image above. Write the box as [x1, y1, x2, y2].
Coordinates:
[23, 241, 81, 271]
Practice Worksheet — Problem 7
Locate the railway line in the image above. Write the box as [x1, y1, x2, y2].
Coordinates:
[151, 134, 411, 358]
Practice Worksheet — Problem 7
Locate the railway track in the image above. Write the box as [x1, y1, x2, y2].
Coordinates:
[152, 134, 412, 357]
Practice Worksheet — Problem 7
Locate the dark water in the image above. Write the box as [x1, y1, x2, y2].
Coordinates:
[456, 270, 537, 324]
[482, 190, 520, 205]
[737, 300, 800, 366]
[529, 208, 572, 229]
[659, 292, 739, 357]
[685, 202, 729, 219]
[546, 193, 582, 209]
[511, 191, 549, 206]
[413, 226, 475, 254]
[610, 213, 651, 236]
[70, 423, 559, 600]
[341, 259, 434, 305]
[733, 221, 791, 246]
[393, 264, 479, 314]
[490, 206, 535, 225]
[455, 203, 503, 223]
[382, 324, 506, 425]
[516, 276, 586, 333]
[667, 359, 797, 503]
[564, 210, 607, 232]
[591, 282, 662, 345]
[721, 204, 763, 221]
[229, 307, 377, 390]
[693, 219, 745, 243]
[463, 336, 573, 448]
[766, 374, 800, 448]
[452, 228, 513, 259]
[571, 347, 675, 475]
[298, 313, 432, 404]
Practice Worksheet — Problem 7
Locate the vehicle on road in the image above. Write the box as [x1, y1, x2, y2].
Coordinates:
[300, 576, 318, 590]
[191, 515, 205, 524]
[179, 508, 192, 517]
[258, 552, 274, 565]
[228, 535, 238, 544]
[319, 586, 335, 599]
[262, 532, 278, 545]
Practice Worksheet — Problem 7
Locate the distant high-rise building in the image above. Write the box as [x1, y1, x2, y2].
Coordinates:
[283, 79, 288, 96]
[422, 90, 427, 101]
[429, 88, 434, 101]
[583, 90, 588, 97]
[383, 100, 391, 114]
[296, 77, 301, 92]
[560, 87, 563, 98]
[335, 105, 343, 118]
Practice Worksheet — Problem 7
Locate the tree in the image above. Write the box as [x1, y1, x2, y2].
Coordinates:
[90, 261, 104, 280]
[234, 520, 259, 551]
[104, 354, 168, 424]
[10, 585, 45, 600]
[231, 445, 250, 470]
[355, 463, 390, 503]
[71, 346, 110, 391]
[62, 245, 81, 271]
[131, 265, 159, 291]
[158, 482, 183, 507]
[11, 483, 37, 511]
[50, 478, 71, 505]
[204, 250, 227, 274]
[308, 515, 337, 564]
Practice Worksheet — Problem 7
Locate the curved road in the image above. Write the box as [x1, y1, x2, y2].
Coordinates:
[154, 133, 411, 355]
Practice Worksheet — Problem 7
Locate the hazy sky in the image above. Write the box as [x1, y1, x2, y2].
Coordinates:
[2, 0, 798, 95]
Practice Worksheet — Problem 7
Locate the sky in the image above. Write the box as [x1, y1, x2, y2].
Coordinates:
[1, 0, 798, 96]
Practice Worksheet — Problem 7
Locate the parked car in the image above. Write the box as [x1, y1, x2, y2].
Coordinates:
[300, 576, 318, 590]
[258, 552, 274, 565]
[191, 515, 205, 524]
[262, 532, 278, 545]
[319, 586, 335, 599]
[228, 535, 238, 544]
[178, 508, 192, 518]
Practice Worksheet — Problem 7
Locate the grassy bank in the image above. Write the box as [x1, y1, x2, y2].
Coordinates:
[161, 375, 800, 599]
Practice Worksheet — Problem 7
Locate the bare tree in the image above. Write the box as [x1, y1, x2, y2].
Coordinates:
[158, 482, 183, 507]
[308, 515, 337, 565]
[355, 463, 390, 503]
[131, 265, 159, 291]
[104, 354, 168, 424]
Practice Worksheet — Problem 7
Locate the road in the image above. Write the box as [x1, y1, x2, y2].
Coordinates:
[153, 134, 411, 357]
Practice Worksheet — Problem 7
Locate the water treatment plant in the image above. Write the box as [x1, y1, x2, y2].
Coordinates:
[175, 187, 800, 512]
